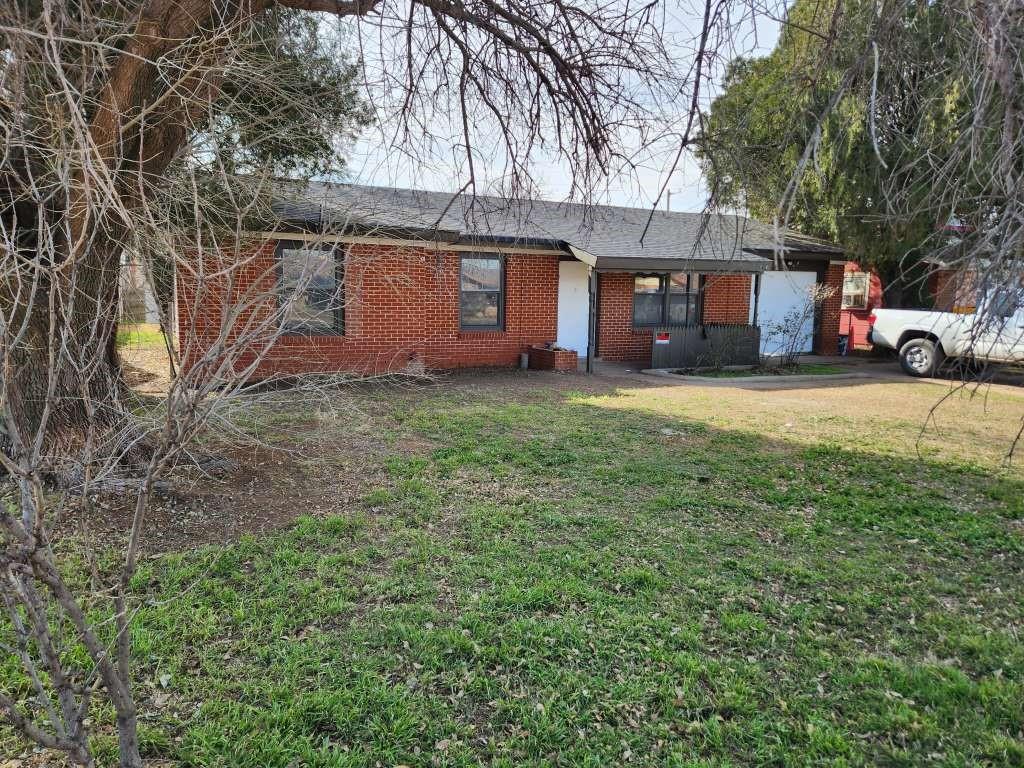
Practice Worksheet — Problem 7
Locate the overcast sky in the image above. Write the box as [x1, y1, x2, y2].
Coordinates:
[342, 5, 784, 212]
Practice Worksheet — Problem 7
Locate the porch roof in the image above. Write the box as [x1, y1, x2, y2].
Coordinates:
[272, 181, 842, 274]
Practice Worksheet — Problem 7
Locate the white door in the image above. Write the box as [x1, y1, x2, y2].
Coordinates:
[557, 261, 590, 355]
[757, 271, 818, 355]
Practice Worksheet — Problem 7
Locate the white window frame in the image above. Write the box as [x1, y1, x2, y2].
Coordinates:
[841, 272, 870, 310]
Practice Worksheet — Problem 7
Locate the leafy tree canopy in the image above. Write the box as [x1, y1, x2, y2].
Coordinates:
[6, 3, 370, 178]
[210, 8, 371, 178]
[699, 0, 971, 302]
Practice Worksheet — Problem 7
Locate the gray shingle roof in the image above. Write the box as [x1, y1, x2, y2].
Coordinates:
[272, 181, 842, 273]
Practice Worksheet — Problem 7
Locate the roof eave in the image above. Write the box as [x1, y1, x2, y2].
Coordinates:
[595, 256, 769, 273]
[743, 245, 845, 259]
[454, 233, 568, 252]
[566, 244, 597, 267]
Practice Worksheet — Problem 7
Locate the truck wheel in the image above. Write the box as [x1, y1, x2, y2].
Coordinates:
[899, 338, 944, 377]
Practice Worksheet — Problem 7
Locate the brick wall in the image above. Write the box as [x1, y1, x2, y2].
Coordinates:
[703, 274, 752, 324]
[817, 263, 844, 355]
[928, 271, 946, 307]
[596, 272, 753, 364]
[929, 268, 978, 312]
[528, 345, 578, 371]
[177, 239, 559, 377]
[596, 273, 652, 362]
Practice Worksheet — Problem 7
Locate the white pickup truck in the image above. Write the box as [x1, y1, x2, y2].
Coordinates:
[869, 287, 1024, 377]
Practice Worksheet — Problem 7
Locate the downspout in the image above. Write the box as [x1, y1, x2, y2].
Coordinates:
[567, 244, 599, 374]
[586, 267, 597, 373]
[752, 272, 762, 326]
[752, 272, 762, 358]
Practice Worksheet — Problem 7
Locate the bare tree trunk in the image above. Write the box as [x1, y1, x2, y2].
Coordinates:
[2, 238, 148, 479]
[2, 0, 257, 473]
[115, 706, 141, 768]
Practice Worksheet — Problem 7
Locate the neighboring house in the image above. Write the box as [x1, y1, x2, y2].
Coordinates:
[839, 262, 884, 350]
[175, 183, 845, 376]
[926, 261, 980, 313]
[120, 254, 160, 324]
[924, 220, 992, 314]
[926, 261, 1024, 317]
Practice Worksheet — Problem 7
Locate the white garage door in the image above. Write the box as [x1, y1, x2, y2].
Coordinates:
[757, 271, 818, 355]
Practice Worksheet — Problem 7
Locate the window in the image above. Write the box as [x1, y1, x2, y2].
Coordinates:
[277, 241, 344, 335]
[988, 287, 1022, 319]
[633, 275, 665, 326]
[633, 273, 701, 327]
[842, 272, 870, 310]
[460, 254, 504, 329]
[668, 272, 700, 325]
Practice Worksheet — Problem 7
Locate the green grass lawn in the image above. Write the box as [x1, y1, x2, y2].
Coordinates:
[116, 323, 165, 348]
[4, 374, 1024, 766]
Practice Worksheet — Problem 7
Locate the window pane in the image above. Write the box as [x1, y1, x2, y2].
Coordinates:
[460, 255, 503, 328]
[633, 293, 664, 326]
[461, 291, 501, 326]
[634, 275, 663, 294]
[841, 292, 865, 309]
[668, 293, 698, 325]
[461, 257, 501, 291]
[668, 272, 696, 293]
[280, 247, 340, 333]
[841, 273, 869, 309]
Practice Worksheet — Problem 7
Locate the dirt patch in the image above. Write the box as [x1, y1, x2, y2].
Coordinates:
[56, 438, 387, 554]
[393, 434, 438, 455]
[414, 367, 630, 402]
[119, 342, 174, 396]
[58, 369, 599, 553]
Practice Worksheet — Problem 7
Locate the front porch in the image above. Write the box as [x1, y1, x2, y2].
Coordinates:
[552, 244, 845, 373]
[584, 270, 762, 369]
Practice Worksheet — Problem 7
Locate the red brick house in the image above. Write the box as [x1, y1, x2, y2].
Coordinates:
[175, 183, 844, 376]
[923, 220, 1002, 315]
[927, 263, 980, 313]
